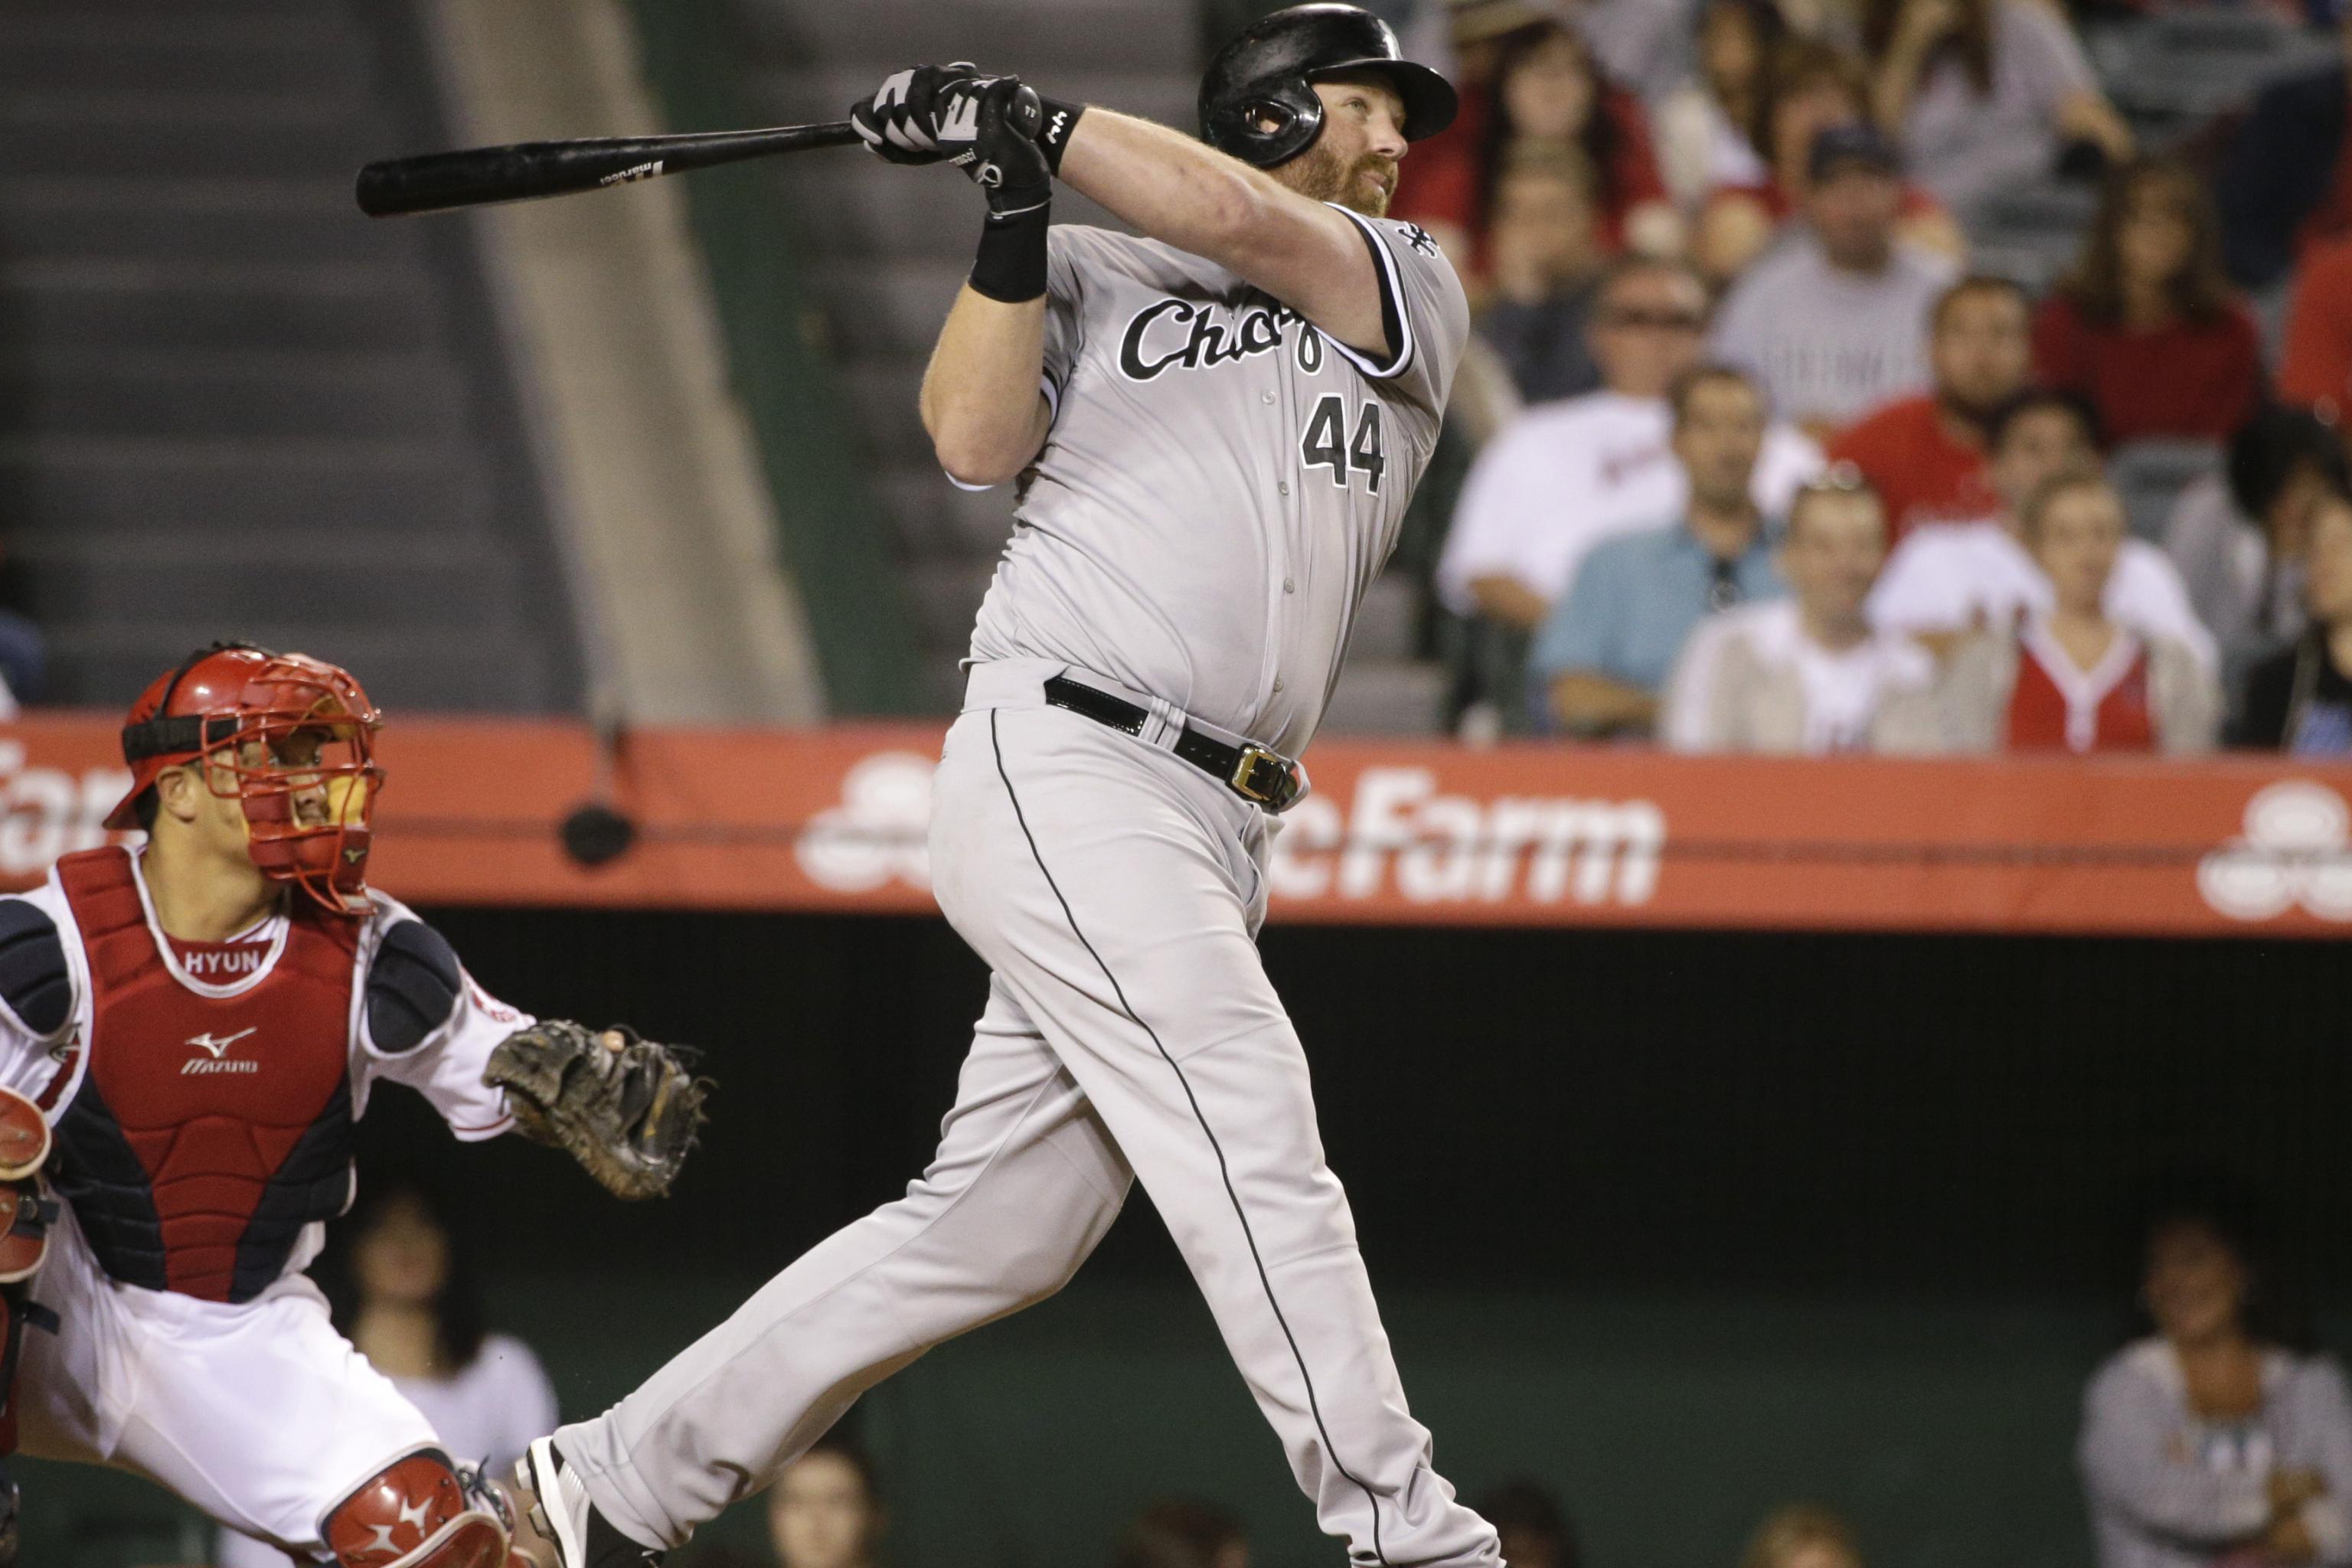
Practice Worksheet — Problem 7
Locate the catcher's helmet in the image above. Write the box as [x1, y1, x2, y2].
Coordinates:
[106, 642, 385, 915]
[1200, 3, 1457, 169]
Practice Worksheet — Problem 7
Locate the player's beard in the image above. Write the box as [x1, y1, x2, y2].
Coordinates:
[1282, 142, 1397, 217]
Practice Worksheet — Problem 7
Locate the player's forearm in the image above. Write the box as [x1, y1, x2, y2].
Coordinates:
[1548, 671, 1660, 736]
[1058, 109, 1285, 265]
[920, 286, 1052, 488]
[1055, 109, 1384, 351]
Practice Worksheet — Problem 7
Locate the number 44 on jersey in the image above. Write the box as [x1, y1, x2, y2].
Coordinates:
[1299, 396, 1384, 494]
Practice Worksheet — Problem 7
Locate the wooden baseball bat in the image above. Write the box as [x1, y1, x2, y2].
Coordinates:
[354, 121, 862, 217]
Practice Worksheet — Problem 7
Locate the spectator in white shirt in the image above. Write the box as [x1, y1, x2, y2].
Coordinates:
[1708, 122, 1957, 436]
[1863, 0, 2132, 222]
[1438, 256, 1821, 632]
[1868, 388, 2218, 668]
[1665, 468, 1943, 752]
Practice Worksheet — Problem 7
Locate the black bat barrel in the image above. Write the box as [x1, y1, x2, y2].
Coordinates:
[355, 122, 862, 217]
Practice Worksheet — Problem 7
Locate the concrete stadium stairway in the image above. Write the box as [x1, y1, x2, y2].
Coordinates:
[733, 0, 1443, 728]
[0, 0, 582, 710]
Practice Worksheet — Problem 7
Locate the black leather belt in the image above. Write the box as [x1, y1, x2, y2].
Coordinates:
[1042, 675, 1306, 812]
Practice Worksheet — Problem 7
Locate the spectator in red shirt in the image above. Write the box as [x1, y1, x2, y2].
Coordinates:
[1828, 274, 2030, 541]
[1485, 22, 1677, 257]
[2280, 235, 2352, 421]
[1942, 470, 2222, 753]
[1393, 17, 1677, 282]
[2034, 157, 2267, 446]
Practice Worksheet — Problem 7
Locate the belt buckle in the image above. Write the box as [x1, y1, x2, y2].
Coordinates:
[1229, 744, 1294, 808]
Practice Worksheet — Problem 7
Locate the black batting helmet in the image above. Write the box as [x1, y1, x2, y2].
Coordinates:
[1199, 3, 1458, 169]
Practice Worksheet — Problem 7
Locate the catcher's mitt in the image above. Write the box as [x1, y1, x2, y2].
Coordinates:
[483, 1021, 708, 1200]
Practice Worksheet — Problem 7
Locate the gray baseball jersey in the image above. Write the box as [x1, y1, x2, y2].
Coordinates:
[967, 207, 1472, 756]
[550, 203, 1504, 1568]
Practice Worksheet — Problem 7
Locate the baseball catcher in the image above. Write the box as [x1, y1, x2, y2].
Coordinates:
[0, 642, 702, 1567]
[518, 7, 1500, 1568]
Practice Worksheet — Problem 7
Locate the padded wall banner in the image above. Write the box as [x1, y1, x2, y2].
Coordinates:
[5, 713, 2350, 937]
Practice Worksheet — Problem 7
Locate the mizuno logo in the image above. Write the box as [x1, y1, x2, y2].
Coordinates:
[185, 1028, 254, 1060]
[181, 1027, 260, 1075]
[1047, 109, 1070, 145]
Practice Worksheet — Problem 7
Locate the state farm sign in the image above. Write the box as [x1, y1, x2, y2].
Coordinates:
[1266, 767, 1663, 906]
[0, 714, 2346, 938]
[0, 739, 129, 877]
[782, 756, 1668, 911]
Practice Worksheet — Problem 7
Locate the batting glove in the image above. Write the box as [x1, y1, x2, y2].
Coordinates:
[848, 62, 979, 165]
[935, 77, 1050, 214]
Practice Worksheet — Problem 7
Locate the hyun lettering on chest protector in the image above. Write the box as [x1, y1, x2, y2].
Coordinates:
[51, 848, 358, 1302]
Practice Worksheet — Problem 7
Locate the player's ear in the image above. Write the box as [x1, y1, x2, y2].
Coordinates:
[153, 763, 205, 826]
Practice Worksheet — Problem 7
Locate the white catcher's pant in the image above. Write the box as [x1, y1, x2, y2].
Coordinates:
[16, 1205, 440, 1559]
[556, 662, 1500, 1567]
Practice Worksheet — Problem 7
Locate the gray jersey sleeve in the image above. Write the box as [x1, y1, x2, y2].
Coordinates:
[1320, 206, 1472, 422]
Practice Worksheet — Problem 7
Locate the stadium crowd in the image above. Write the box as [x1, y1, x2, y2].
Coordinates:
[1380, 0, 2352, 757]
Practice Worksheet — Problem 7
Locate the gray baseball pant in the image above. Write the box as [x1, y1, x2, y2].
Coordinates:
[554, 660, 1501, 1568]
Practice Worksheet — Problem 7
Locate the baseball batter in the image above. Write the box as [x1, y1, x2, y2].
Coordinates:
[522, 9, 1497, 1566]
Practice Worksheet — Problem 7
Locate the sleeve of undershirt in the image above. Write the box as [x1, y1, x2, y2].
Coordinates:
[354, 899, 529, 1142]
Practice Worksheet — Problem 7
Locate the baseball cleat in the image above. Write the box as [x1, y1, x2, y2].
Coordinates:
[518, 1436, 663, 1567]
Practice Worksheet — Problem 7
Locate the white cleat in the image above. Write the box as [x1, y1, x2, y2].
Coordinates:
[516, 1436, 664, 1568]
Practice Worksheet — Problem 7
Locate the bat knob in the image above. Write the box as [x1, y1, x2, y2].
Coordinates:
[1005, 83, 1044, 142]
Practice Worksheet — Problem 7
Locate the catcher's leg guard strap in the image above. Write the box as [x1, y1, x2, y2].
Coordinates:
[322, 1449, 511, 1568]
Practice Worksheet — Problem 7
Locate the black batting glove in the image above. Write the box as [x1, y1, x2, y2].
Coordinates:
[948, 79, 1054, 305]
[848, 62, 980, 165]
[934, 77, 1050, 216]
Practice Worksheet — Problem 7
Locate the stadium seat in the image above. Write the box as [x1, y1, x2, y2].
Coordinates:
[1967, 181, 2100, 292]
[0, 0, 583, 710]
[2100, 8, 2342, 129]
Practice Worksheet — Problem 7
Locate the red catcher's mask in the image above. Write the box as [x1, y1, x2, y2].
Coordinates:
[103, 644, 386, 916]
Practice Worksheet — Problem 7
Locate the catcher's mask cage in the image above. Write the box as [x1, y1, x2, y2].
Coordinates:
[104, 642, 386, 916]
[1198, 2, 1458, 170]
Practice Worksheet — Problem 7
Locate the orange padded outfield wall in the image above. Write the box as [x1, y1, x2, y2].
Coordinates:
[3, 713, 2349, 938]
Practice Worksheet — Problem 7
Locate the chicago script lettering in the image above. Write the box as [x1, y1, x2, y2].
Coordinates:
[1118, 299, 1302, 381]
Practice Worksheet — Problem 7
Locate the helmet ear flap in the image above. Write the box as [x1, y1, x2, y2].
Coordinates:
[1207, 76, 1326, 168]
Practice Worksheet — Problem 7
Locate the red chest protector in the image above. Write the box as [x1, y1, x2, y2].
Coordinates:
[48, 848, 360, 1303]
[2004, 636, 2155, 753]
